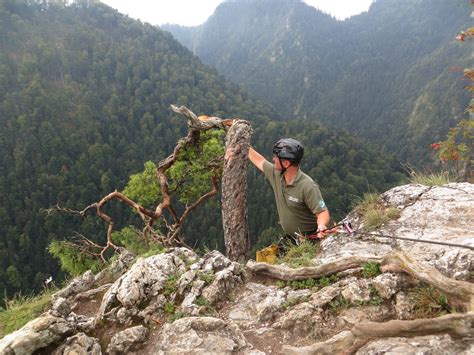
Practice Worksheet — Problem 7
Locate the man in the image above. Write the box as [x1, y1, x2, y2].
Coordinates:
[248, 138, 330, 242]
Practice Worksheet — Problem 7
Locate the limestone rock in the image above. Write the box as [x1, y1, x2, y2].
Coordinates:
[52, 250, 135, 306]
[53, 271, 95, 302]
[227, 282, 286, 328]
[357, 334, 472, 354]
[372, 273, 416, 299]
[52, 333, 102, 355]
[106, 325, 148, 354]
[97, 248, 191, 322]
[177, 250, 244, 315]
[93, 249, 136, 286]
[394, 291, 414, 320]
[155, 317, 248, 353]
[275, 302, 317, 334]
[341, 279, 371, 303]
[66, 313, 95, 333]
[338, 305, 393, 324]
[381, 184, 431, 208]
[51, 296, 71, 318]
[383, 183, 474, 278]
[0, 314, 73, 354]
[309, 284, 341, 307]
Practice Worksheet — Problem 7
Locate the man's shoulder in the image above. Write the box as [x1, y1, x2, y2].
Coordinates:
[263, 160, 277, 180]
[298, 170, 317, 186]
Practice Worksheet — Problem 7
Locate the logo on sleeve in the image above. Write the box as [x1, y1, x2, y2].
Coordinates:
[319, 200, 326, 209]
[288, 196, 299, 203]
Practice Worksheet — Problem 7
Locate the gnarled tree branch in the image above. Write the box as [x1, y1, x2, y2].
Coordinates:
[51, 105, 251, 262]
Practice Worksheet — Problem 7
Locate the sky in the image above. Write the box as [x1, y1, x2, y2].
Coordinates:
[99, 0, 374, 27]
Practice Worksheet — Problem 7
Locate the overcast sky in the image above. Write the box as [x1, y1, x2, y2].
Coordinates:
[99, 0, 374, 27]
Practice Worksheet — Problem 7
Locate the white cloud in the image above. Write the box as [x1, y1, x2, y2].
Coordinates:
[100, 0, 374, 26]
[303, 0, 373, 20]
[100, 0, 223, 26]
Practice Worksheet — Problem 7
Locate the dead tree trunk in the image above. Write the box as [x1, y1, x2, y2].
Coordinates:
[221, 119, 252, 262]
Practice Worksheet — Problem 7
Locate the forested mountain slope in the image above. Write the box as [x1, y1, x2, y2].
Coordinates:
[163, 0, 472, 164]
[0, 0, 401, 298]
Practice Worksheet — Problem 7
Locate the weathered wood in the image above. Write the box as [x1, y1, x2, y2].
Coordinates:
[246, 255, 383, 280]
[382, 251, 474, 309]
[222, 119, 252, 262]
[247, 251, 474, 309]
[55, 105, 251, 261]
[283, 313, 474, 355]
[248, 249, 474, 354]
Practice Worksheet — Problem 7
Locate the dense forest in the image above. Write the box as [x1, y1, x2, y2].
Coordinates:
[0, 0, 403, 299]
[164, 0, 472, 164]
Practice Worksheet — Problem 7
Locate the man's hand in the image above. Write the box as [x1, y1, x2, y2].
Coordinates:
[316, 225, 328, 239]
[223, 119, 235, 127]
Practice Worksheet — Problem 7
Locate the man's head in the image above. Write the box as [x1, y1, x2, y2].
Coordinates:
[272, 138, 304, 170]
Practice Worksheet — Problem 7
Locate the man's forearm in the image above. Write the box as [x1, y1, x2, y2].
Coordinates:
[248, 147, 266, 172]
[316, 210, 330, 230]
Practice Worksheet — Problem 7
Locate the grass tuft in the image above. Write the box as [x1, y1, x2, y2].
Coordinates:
[278, 240, 319, 268]
[0, 288, 56, 337]
[409, 171, 452, 186]
[354, 193, 400, 231]
[409, 285, 452, 318]
[163, 272, 181, 297]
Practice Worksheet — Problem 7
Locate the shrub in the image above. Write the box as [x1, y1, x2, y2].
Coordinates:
[48, 240, 101, 276]
[112, 226, 165, 256]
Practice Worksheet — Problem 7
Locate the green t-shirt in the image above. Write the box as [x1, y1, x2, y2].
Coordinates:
[263, 160, 327, 237]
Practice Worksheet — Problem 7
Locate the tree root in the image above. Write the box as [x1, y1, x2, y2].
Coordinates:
[282, 312, 474, 355]
[246, 255, 383, 280]
[247, 250, 474, 354]
[246, 251, 474, 308]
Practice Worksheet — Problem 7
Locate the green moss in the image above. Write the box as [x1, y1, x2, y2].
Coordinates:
[328, 295, 351, 311]
[282, 296, 307, 309]
[276, 280, 286, 289]
[168, 311, 188, 323]
[361, 262, 381, 278]
[279, 274, 338, 291]
[163, 273, 181, 297]
[163, 301, 175, 314]
[195, 296, 215, 315]
[197, 271, 215, 285]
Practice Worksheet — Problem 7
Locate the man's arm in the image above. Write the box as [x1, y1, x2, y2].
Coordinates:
[248, 147, 266, 172]
[316, 209, 330, 238]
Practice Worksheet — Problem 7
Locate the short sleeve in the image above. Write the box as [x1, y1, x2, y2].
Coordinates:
[304, 182, 327, 214]
[262, 160, 277, 189]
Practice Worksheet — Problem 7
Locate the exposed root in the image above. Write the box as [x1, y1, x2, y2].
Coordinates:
[247, 251, 474, 354]
[283, 312, 474, 355]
